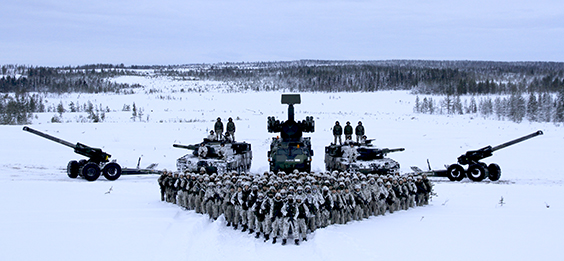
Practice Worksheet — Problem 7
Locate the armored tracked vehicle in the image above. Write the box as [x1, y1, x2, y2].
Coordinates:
[267, 94, 315, 173]
[325, 139, 404, 174]
[174, 139, 252, 174]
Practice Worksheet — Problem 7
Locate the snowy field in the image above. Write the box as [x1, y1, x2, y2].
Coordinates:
[1, 76, 563, 261]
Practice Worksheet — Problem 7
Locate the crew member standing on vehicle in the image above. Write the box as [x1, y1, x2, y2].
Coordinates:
[226, 117, 236, 141]
[355, 121, 365, 143]
[333, 121, 343, 145]
[214, 117, 224, 140]
[344, 121, 353, 141]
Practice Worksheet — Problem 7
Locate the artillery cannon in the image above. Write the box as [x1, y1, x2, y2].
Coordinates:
[23, 126, 122, 181]
[446, 130, 543, 181]
[267, 94, 315, 173]
[325, 138, 405, 174]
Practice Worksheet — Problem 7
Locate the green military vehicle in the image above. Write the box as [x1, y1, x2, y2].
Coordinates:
[267, 94, 315, 173]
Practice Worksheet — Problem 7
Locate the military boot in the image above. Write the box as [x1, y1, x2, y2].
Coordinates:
[295, 239, 300, 245]
[248, 229, 254, 234]
[255, 232, 260, 238]
[282, 239, 287, 245]
[241, 225, 247, 232]
[272, 237, 277, 244]
[264, 234, 270, 242]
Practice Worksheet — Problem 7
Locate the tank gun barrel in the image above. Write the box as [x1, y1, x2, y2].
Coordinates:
[173, 144, 198, 150]
[491, 130, 543, 152]
[382, 147, 405, 154]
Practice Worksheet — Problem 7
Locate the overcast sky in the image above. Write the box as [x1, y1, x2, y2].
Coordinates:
[2, 0, 563, 66]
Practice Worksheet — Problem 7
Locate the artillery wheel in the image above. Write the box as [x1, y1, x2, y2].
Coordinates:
[446, 164, 465, 181]
[467, 164, 488, 182]
[81, 162, 101, 182]
[488, 163, 501, 181]
[103, 162, 122, 181]
[67, 160, 79, 178]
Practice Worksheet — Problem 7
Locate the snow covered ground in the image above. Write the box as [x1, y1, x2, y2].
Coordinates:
[1, 76, 563, 261]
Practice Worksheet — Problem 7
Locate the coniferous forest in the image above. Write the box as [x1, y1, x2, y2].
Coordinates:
[2, 60, 564, 124]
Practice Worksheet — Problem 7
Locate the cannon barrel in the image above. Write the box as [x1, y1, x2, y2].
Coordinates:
[491, 130, 543, 152]
[23, 126, 111, 163]
[23, 126, 76, 148]
[458, 130, 543, 165]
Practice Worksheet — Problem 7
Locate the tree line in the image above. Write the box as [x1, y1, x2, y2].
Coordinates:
[414, 91, 564, 123]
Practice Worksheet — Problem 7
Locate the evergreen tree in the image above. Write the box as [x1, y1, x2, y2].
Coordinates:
[526, 93, 538, 122]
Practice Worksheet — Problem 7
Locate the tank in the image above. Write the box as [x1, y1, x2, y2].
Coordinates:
[174, 138, 252, 174]
[325, 139, 404, 175]
[267, 94, 315, 173]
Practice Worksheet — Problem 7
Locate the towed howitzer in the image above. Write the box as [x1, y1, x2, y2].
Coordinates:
[23, 126, 161, 181]
[23, 126, 120, 181]
[446, 130, 543, 182]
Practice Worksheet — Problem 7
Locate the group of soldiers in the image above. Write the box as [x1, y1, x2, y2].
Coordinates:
[158, 168, 434, 246]
[208, 117, 236, 142]
[333, 121, 366, 145]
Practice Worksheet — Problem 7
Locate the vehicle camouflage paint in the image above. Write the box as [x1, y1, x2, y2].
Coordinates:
[174, 139, 252, 174]
[325, 140, 404, 174]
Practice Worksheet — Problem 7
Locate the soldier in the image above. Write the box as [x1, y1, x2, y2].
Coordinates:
[333, 121, 343, 145]
[331, 187, 343, 224]
[204, 182, 220, 219]
[342, 186, 356, 223]
[230, 184, 244, 229]
[377, 178, 389, 215]
[342, 143, 359, 163]
[406, 177, 417, 208]
[344, 121, 353, 141]
[173, 173, 182, 204]
[415, 176, 428, 207]
[246, 185, 259, 234]
[207, 130, 216, 141]
[385, 182, 397, 213]
[214, 117, 224, 140]
[223, 183, 236, 226]
[252, 193, 266, 238]
[198, 143, 208, 159]
[178, 174, 188, 208]
[270, 192, 285, 244]
[280, 194, 297, 245]
[260, 189, 274, 241]
[294, 196, 310, 244]
[355, 121, 365, 143]
[158, 170, 168, 201]
[422, 174, 433, 205]
[226, 117, 236, 141]
[218, 143, 230, 160]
